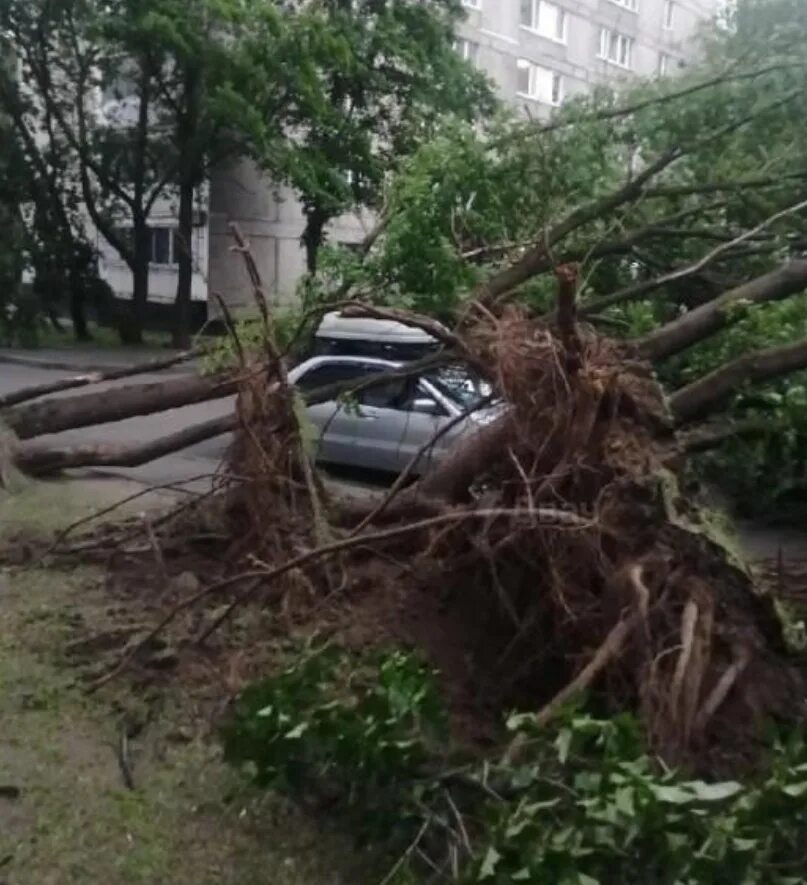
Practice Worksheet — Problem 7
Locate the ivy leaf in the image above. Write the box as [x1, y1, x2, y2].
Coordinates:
[478, 846, 501, 880]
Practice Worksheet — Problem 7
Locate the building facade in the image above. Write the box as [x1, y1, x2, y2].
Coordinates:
[456, 0, 718, 108]
[97, 0, 721, 319]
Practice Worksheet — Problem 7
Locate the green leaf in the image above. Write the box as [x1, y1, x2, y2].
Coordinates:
[651, 785, 695, 804]
[687, 781, 743, 802]
[284, 722, 309, 740]
[782, 780, 807, 797]
[556, 728, 573, 764]
[478, 846, 501, 880]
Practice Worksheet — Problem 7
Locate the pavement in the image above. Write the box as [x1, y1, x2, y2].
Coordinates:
[0, 345, 185, 374]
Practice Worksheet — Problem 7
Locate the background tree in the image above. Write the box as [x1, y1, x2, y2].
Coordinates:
[256, 0, 495, 277]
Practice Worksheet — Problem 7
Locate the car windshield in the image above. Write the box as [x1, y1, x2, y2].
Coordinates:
[425, 365, 493, 411]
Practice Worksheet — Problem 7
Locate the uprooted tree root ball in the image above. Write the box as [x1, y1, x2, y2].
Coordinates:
[206, 301, 805, 774]
[41, 294, 806, 777]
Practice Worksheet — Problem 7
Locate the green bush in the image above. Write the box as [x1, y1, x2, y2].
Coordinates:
[223, 646, 807, 884]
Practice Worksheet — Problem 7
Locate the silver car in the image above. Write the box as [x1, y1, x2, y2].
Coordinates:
[287, 355, 497, 475]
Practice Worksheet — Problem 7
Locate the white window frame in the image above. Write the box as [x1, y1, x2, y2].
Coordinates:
[149, 227, 178, 267]
[663, 0, 675, 29]
[658, 52, 669, 76]
[454, 37, 479, 64]
[598, 28, 634, 69]
[516, 59, 563, 106]
[519, 0, 568, 45]
[607, 0, 638, 11]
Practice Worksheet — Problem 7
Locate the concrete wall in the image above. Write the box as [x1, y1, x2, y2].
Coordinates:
[207, 157, 374, 316]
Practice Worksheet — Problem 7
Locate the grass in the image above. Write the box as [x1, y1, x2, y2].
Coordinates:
[2, 320, 174, 352]
[0, 479, 372, 884]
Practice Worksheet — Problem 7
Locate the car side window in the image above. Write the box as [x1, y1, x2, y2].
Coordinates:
[359, 376, 410, 409]
[295, 363, 368, 397]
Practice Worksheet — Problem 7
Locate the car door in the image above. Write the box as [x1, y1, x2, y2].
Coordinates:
[349, 372, 415, 473]
[292, 360, 370, 467]
[395, 380, 461, 474]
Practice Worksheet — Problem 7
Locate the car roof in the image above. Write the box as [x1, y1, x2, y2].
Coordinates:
[315, 311, 441, 345]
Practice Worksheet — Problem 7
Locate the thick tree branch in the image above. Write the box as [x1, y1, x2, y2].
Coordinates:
[3, 374, 238, 440]
[670, 336, 807, 424]
[15, 414, 238, 475]
[639, 257, 807, 362]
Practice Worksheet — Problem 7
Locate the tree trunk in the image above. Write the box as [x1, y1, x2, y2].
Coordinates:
[69, 270, 92, 342]
[301, 208, 328, 275]
[670, 336, 807, 424]
[3, 373, 237, 440]
[638, 259, 807, 362]
[173, 178, 195, 349]
[15, 413, 237, 475]
[120, 223, 151, 345]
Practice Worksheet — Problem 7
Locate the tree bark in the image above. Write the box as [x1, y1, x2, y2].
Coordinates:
[638, 259, 807, 362]
[3, 373, 237, 440]
[15, 413, 237, 475]
[174, 178, 195, 349]
[670, 336, 807, 424]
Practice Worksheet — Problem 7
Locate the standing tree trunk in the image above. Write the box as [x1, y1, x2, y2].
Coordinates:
[120, 221, 150, 345]
[173, 178, 195, 349]
[301, 206, 328, 276]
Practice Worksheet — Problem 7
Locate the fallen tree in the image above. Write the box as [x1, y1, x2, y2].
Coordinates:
[48, 264, 803, 780]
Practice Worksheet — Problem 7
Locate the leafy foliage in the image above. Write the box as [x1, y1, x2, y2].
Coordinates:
[224, 645, 807, 884]
[222, 644, 447, 840]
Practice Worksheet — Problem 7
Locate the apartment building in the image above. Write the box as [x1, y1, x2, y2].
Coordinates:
[456, 0, 720, 110]
[96, 0, 720, 318]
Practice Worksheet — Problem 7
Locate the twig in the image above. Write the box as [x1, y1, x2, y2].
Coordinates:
[46, 473, 214, 554]
[377, 820, 430, 885]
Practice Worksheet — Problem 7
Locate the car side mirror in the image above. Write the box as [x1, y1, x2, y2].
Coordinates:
[411, 397, 443, 417]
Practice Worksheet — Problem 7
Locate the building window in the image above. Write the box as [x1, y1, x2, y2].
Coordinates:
[455, 38, 480, 64]
[663, 0, 675, 28]
[520, 0, 567, 43]
[599, 28, 634, 68]
[149, 227, 178, 266]
[516, 59, 563, 105]
[658, 52, 669, 75]
[608, 0, 638, 10]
